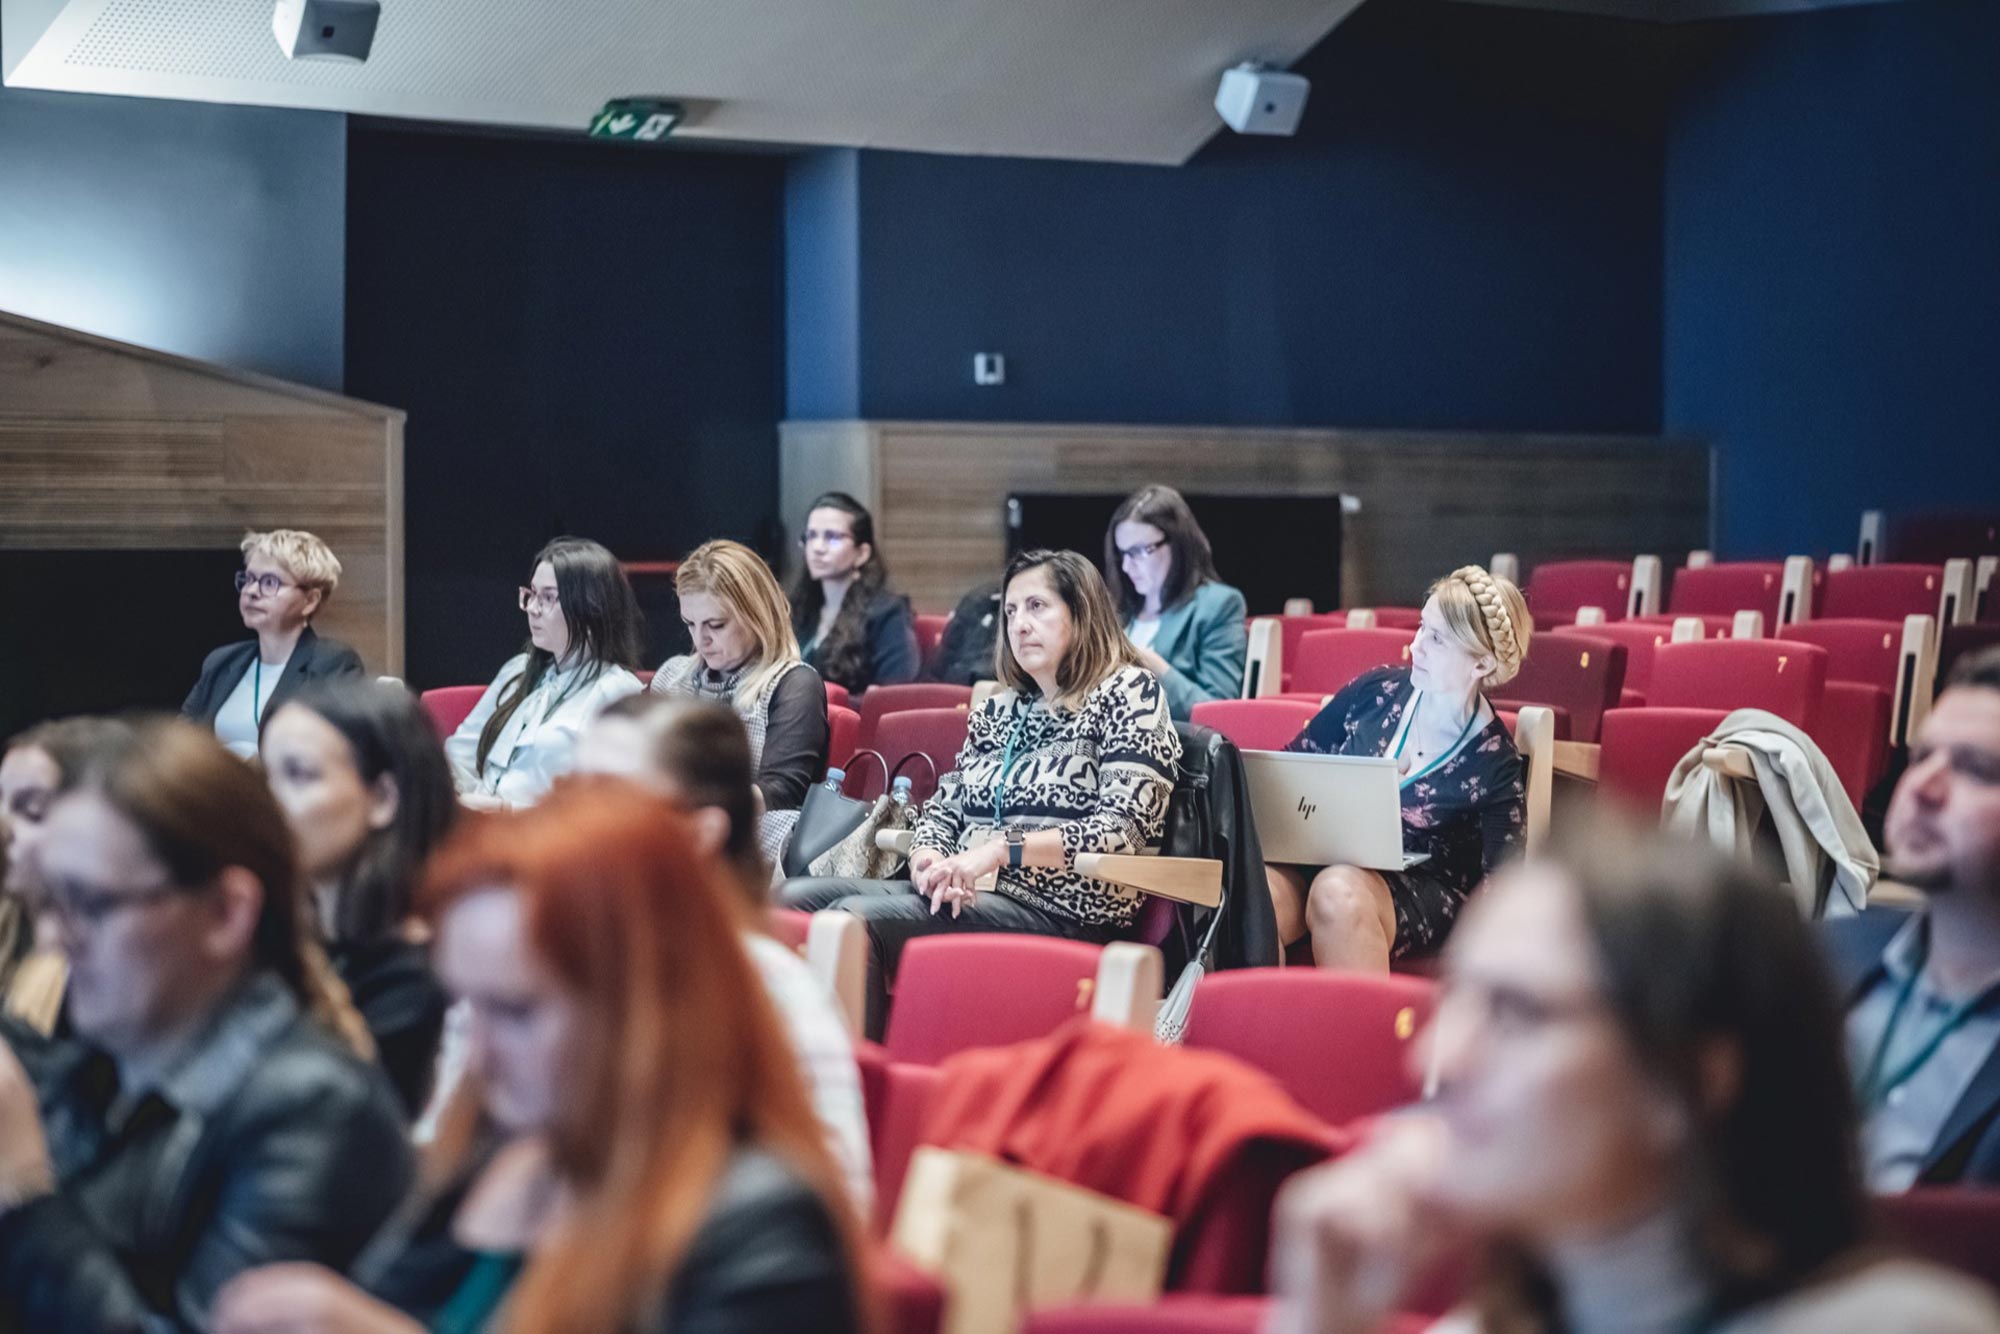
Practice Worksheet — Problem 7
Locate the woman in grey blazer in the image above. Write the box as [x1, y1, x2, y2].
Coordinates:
[1103, 485, 1248, 720]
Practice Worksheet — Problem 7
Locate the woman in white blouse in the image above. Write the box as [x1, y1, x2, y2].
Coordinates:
[445, 537, 645, 809]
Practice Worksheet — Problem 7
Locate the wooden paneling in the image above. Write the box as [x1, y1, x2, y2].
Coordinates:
[0, 310, 405, 674]
[781, 420, 1709, 615]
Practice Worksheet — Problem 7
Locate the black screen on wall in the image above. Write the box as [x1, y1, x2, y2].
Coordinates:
[1005, 493, 1342, 615]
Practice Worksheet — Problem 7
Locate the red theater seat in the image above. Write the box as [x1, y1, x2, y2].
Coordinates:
[1664, 561, 1786, 624]
[853, 707, 969, 802]
[857, 683, 973, 749]
[1562, 621, 1693, 703]
[1525, 559, 1635, 624]
[1646, 639, 1827, 731]
[1823, 563, 1951, 622]
[419, 685, 485, 739]
[1189, 698, 1320, 752]
[913, 613, 949, 663]
[1497, 629, 1626, 744]
[1180, 969, 1436, 1127]
[1291, 628, 1411, 697]
[826, 703, 861, 778]
[1597, 707, 1730, 812]
[882, 935, 1105, 1066]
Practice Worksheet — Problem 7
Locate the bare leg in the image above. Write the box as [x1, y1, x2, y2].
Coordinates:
[1267, 863, 1311, 950]
[1305, 865, 1397, 973]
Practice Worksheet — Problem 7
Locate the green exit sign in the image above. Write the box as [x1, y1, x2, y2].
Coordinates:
[589, 98, 683, 143]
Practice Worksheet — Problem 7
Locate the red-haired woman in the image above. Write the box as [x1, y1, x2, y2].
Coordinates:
[214, 779, 869, 1334]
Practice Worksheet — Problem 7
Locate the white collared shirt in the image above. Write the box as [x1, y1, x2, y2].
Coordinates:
[444, 653, 642, 806]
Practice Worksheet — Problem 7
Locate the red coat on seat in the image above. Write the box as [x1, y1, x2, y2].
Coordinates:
[919, 1020, 1348, 1291]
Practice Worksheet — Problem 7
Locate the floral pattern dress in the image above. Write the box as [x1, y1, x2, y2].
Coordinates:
[1284, 665, 1526, 958]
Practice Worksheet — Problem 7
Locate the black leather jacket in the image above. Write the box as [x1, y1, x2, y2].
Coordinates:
[358, 1144, 860, 1333]
[0, 973, 414, 1332]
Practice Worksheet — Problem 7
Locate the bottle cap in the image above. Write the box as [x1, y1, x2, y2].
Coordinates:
[826, 767, 846, 782]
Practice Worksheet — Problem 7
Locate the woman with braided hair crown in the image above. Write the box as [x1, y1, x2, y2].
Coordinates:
[1267, 565, 1532, 971]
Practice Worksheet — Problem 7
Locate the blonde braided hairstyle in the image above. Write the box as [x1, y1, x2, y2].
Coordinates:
[1428, 565, 1533, 689]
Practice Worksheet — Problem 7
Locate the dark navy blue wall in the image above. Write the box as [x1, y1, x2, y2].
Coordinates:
[0, 85, 345, 390]
[785, 148, 861, 420]
[818, 0, 1668, 432]
[344, 126, 787, 688]
[1664, 0, 2000, 559]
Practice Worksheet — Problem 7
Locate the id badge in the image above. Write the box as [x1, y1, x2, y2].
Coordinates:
[963, 827, 1003, 892]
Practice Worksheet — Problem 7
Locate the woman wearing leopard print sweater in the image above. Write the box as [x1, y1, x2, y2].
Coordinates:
[783, 548, 1180, 1037]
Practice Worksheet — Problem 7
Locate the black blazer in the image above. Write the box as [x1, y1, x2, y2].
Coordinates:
[1823, 909, 2000, 1186]
[180, 626, 365, 737]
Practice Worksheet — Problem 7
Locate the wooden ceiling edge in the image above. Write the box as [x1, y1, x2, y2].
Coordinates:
[0, 308, 407, 424]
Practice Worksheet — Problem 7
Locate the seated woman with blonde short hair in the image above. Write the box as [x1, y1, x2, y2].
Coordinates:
[183, 529, 364, 758]
[1268, 565, 1531, 972]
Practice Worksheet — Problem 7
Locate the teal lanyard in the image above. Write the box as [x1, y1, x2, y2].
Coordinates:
[992, 709, 1028, 825]
[1390, 690, 1480, 790]
[1857, 948, 1990, 1114]
[252, 658, 264, 722]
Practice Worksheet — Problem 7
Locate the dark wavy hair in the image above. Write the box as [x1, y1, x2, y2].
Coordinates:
[1102, 484, 1220, 621]
[1476, 813, 1867, 1328]
[477, 537, 645, 773]
[787, 492, 893, 692]
[278, 679, 458, 943]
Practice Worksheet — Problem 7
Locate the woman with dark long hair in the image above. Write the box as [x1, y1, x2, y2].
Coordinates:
[787, 492, 920, 695]
[213, 780, 870, 1334]
[0, 718, 409, 1329]
[784, 548, 1181, 1035]
[1102, 484, 1247, 720]
[1268, 814, 2000, 1334]
[263, 679, 458, 1117]
[445, 536, 644, 809]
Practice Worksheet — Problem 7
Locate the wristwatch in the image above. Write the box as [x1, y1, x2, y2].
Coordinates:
[1004, 826, 1026, 868]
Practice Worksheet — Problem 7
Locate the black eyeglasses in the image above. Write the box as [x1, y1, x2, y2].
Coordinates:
[235, 571, 297, 597]
[39, 873, 183, 935]
[519, 587, 560, 613]
[1116, 539, 1168, 563]
[798, 529, 855, 550]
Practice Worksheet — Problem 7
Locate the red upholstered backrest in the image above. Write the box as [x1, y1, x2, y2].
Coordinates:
[1876, 1189, 2000, 1286]
[1291, 628, 1411, 697]
[1525, 560, 1633, 623]
[765, 908, 812, 952]
[1597, 706, 1731, 811]
[1500, 630, 1627, 744]
[854, 1043, 942, 1237]
[856, 707, 971, 802]
[1181, 968, 1436, 1128]
[1666, 562, 1785, 622]
[1363, 606, 1423, 629]
[1189, 699, 1321, 753]
[857, 683, 973, 749]
[824, 680, 852, 711]
[1647, 639, 1828, 730]
[1780, 619, 1906, 692]
[825, 704, 861, 779]
[419, 685, 486, 740]
[1822, 563, 1947, 621]
[1816, 680, 1891, 806]
[883, 935, 1106, 1066]
[1559, 621, 1683, 696]
[1264, 613, 1346, 690]
[913, 613, 949, 663]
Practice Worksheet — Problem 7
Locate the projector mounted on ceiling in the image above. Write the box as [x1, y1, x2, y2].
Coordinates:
[1215, 62, 1309, 136]
[272, 0, 380, 63]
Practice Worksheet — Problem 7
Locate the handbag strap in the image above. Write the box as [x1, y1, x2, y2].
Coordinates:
[842, 748, 891, 796]
[889, 749, 939, 791]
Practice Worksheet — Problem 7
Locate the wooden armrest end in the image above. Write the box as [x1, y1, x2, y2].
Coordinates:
[1074, 852, 1223, 908]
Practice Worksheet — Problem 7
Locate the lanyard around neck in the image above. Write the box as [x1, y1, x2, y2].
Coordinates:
[993, 706, 1029, 825]
[1858, 942, 1992, 1114]
[1389, 689, 1480, 789]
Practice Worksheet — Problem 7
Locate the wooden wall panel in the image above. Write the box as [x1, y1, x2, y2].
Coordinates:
[781, 420, 1710, 614]
[0, 310, 405, 675]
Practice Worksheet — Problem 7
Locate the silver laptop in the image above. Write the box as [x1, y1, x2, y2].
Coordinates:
[1241, 751, 1429, 871]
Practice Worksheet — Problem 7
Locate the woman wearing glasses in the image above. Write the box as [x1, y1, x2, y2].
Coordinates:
[1102, 485, 1246, 720]
[183, 529, 365, 757]
[444, 537, 645, 810]
[786, 492, 920, 696]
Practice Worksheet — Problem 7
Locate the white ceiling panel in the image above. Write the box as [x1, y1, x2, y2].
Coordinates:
[3, 0, 1364, 164]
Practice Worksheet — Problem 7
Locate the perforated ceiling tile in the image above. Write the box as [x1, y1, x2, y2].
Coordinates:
[14, 0, 1366, 163]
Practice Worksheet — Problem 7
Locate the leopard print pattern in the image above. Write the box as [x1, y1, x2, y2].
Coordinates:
[909, 665, 1181, 928]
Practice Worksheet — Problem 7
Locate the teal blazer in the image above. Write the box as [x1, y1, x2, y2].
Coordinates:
[1128, 581, 1248, 720]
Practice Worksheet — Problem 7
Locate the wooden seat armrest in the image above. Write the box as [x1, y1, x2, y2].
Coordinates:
[804, 911, 868, 1039]
[1701, 746, 1756, 780]
[1073, 852, 1222, 908]
[875, 829, 916, 855]
[1553, 740, 1600, 782]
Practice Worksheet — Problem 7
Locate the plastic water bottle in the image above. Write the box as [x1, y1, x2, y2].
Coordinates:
[822, 767, 845, 793]
[889, 775, 914, 812]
